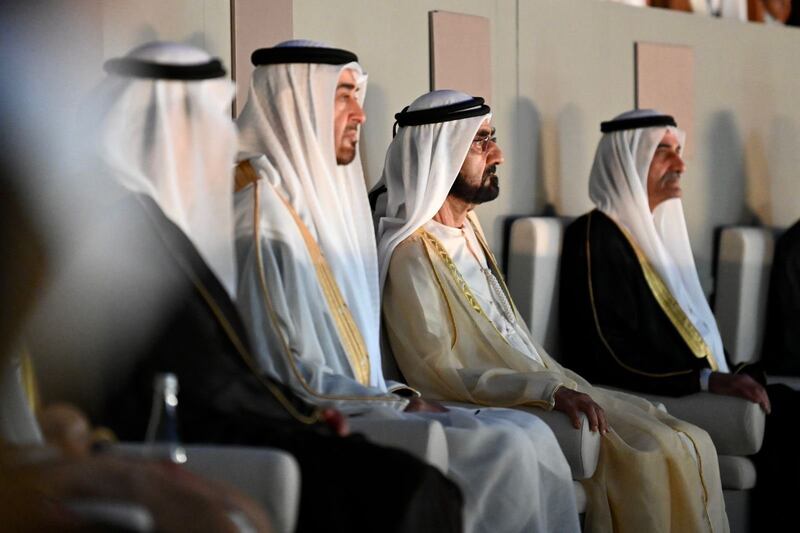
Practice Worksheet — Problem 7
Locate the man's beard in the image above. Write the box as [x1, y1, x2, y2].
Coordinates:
[449, 166, 499, 204]
[336, 144, 357, 165]
[336, 125, 359, 165]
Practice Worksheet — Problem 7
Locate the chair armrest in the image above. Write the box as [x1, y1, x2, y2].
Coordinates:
[767, 375, 800, 390]
[439, 402, 599, 480]
[64, 501, 153, 532]
[348, 417, 449, 474]
[627, 392, 765, 456]
[115, 443, 300, 533]
[518, 407, 600, 480]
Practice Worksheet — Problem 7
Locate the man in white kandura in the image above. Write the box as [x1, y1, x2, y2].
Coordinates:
[377, 91, 729, 533]
[233, 41, 580, 533]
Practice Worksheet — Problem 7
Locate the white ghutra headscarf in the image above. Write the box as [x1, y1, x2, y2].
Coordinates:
[90, 41, 238, 296]
[376, 90, 490, 289]
[589, 109, 729, 372]
[234, 41, 388, 388]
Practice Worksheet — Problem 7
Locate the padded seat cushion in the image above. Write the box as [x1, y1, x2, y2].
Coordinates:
[634, 391, 765, 456]
[718, 455, 757, 490]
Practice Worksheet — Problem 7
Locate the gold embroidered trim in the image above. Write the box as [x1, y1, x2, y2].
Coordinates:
[586, 211, 697, 378]
[250, 182, 398, 403]
[676, 429, 715, 533]
[419, 228, 510, 346]
[408, 233, 458, 350]
[253, 183, 397, 402]
[271, 191, 371, 386]
[136, 194, 320, 425]
[238, 160, 372, 385]
[606, 214, 717, 370]
[234, 159, 260, 192]
[20, 349, 40, 413]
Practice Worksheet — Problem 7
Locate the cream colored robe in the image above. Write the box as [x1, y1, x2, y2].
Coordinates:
[383, 214, 729, 533]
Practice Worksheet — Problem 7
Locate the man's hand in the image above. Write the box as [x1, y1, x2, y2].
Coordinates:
[709, 372, 771, 414]
[403, 398, 450, 413]
[38, 403, 92, 458]
[320, 409, 350, 437]
[4, 453, 273, 533]
[553, 388, 608, 434]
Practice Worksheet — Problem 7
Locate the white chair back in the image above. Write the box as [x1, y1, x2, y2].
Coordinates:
[506, 217, 566, 358]
[714, 227, 775, 365]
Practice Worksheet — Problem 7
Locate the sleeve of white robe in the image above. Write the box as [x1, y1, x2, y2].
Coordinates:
[383, 236, 576, 409]
[235, 184, 408, 414]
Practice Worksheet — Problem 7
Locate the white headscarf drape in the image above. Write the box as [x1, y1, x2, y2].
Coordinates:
[588, 109, 729, 372]
[89, 42, 238, 296]
[376, 90, 489, 289]
[234, 42, 388, 387]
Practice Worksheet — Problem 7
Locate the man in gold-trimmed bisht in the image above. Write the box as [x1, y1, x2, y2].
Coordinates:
[377, 95, 729, 533]
[558, 109, 799, 531]
[232, 42, 581, 533]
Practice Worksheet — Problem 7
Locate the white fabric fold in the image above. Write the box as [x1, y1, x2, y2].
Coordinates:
[88, 42, 238, 297]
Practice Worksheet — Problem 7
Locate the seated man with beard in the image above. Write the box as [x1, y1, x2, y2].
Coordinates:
[558, 109, 799, 530]
[378, 92, 729, 533]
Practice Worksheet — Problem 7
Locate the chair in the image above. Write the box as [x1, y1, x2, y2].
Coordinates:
[714, 226, 800, 390]
[507, 216, 766, 533]
[0, 350, 301, 533]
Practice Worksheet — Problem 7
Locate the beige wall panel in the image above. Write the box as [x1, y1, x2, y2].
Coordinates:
[635, 42, 694, 157]
[294, 0, 800, 289]
[101, 0, 231, 81]
[232, 0, 293, 116]
[519, 0, 800, 290]
[33, 1, 232, 117]
[430, 11, 492, 103]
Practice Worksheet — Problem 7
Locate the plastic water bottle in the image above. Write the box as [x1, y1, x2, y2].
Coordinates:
[144, 373, 187, 464]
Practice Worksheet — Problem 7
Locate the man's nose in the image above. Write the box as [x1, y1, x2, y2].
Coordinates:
[488, 142, 504, 166]
[351, 100, 366, 124]
[671, 152, 686, 174]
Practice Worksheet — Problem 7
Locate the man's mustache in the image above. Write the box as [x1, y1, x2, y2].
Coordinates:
[481, 165, 498, 185]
